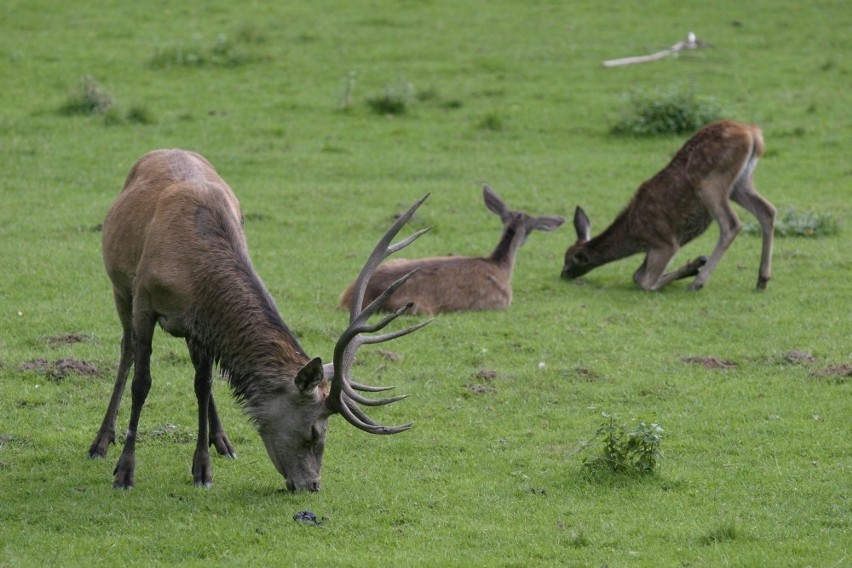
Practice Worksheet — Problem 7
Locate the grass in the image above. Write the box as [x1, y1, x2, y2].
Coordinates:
[1, 0, 850, 566]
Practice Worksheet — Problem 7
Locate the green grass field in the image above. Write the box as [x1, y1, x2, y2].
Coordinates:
[1, 1, 849, 566]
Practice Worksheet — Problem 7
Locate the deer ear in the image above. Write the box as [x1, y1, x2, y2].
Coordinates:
[295, 357, 324, 395]
[532, 215, 566, 232]
[573, 207, 591, 241]
[482, 185, 509, 219]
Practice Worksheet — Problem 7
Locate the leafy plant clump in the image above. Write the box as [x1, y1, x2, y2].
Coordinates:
[611, 85, 723, 136]
[744, 208, 839, 238]
[582, 413, 664, 474]
[58, 75, 114, 116]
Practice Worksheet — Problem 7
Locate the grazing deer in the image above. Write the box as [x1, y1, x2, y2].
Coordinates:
[88, 149, 430, 491]
[338, 185, 565, 315]
[561, 120, 776, 291]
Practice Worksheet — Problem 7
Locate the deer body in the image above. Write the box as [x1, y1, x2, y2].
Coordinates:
[561, 120, 776, 291]
[338, 185, 565, 315]
[89, 149, 430, 491]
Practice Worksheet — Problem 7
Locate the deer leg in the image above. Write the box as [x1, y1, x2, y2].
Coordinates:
[633, 246, 679, 290]
[208, 395, 236, 458]
[187, 340, 214, 487]
[689, 183, 742, 291]
[731, 179, 776, 290]
[90, 291, 134, 458]
[113, 309, 156, 489]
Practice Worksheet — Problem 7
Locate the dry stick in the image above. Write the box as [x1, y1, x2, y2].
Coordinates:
[602, 32, 708, 68]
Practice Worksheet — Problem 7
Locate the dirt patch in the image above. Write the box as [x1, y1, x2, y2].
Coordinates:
[682, 356, 738, 370]
[810, 364, 852, 383]
[466, 383, 495, 395]
[568, 367, 606, 382]
[46, 332, 93, 346]
[783, 350, 817, 364]
[20, 357, 100, 380]
[472, 369, 498, 380]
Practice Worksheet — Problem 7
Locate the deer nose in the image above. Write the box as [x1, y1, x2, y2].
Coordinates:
[285, 479, 321, 492]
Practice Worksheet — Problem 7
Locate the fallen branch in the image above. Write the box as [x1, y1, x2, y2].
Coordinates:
[602, 32, 709, 68]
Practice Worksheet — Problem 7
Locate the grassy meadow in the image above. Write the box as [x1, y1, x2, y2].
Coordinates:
[1, 1, 850, 566]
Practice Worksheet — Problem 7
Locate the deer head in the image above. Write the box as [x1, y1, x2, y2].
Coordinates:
[251, 195, 432, 491]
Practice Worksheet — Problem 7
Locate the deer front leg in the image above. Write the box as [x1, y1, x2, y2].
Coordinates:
[208, 396, 236, 458]
[633, 246, 681, 290]
[113, 312, 155, 489]
[89, 327, 133, 458]
[188, 341, 215, 487]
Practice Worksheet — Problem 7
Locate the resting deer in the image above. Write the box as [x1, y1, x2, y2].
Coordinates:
[88, 149, 430, 491]
[561, 120, 776, 291]
[338, 185, 565, 315]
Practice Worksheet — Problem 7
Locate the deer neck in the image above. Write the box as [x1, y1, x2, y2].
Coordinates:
[186, 251, 309, 404]
[486, 221, 524, 272]
[583, 209, 643, 268]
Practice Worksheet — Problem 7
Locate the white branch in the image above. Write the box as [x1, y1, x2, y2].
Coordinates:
[602, 32, 708, 68]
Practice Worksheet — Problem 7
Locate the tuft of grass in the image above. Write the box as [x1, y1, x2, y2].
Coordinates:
[477, 110, 505, 131]
[611, 84, 723, 136]
[700, 522, 740, 545]
[581, 413, 664, 475]
[149, 33, 256, 68]
[58, 75, 113, 116]
[366, 79, 416, 115]
[744, 208, 839, 238]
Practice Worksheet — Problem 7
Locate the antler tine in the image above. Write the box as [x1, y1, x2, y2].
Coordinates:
[348, 194, 431, 320]
[327, 195, 431, 435]
[341, 396, 413, 435]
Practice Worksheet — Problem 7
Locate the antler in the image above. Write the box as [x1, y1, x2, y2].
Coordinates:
[326, 195, 432, 434]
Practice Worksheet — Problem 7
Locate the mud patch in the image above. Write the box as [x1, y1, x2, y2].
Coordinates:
[810, 364, 851, 383]
[466, 369, 498, 395]
[682, 356, 738, 370]
[20, 358, 100, 380]
[562, 367, 606, 382]
[782, 350, 817, 364]
[46, 332, 93, 346]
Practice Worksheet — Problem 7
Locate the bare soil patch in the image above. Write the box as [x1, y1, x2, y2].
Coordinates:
[20, 358, 100, 380]
[682, 356, 738, 370]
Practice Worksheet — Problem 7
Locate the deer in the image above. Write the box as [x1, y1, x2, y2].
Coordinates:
[561, 120, 776, 291]
[87, 148, 431, 491]
[338, 185, 565, 315]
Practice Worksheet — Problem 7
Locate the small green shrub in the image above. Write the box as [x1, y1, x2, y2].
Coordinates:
[611, 85, 723, 136]
[366, 79, 416, 115]
[58, 75, 113, 116]
[744, 208, 839, 238]
[582, 413, 664, 474]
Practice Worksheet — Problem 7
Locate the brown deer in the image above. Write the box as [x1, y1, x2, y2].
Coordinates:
[561, 120, 776, 291]
[88, 149, 430, 491]
[338, 185, 565, 315]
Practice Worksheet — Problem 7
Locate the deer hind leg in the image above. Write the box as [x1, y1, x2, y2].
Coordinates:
[113, 308, 156, 489]
[89, 291, 134, 458]
[689, 180, 742, 291]
[187, 339, 215, 487]
[731, 175, 776, 289]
